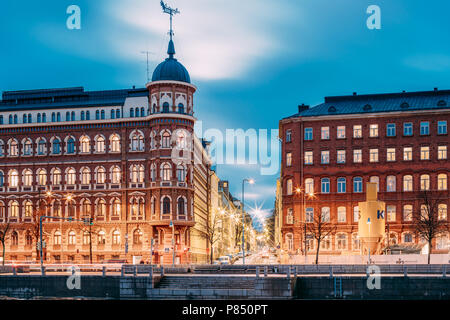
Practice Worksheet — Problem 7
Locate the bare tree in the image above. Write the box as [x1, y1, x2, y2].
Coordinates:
[0, 222, 11, 265]
[27, 198, 48, 261]
[204, 210, 222, 264]
[412, 190, 449, 264]
[305, 212, 337, 265]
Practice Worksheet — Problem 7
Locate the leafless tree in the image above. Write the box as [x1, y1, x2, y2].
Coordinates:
[305, 212, 337, 265]
[204, 210, 222, 264]
[0, 222, 11, 265]
[412, 190, 449, 264]
[27, 198, 49, 261]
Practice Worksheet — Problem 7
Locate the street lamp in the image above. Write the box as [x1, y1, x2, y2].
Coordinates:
[241, 178, 254, 265]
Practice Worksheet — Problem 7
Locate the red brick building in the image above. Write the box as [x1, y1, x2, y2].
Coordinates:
[0, 36, 212, 264]
[279, 89, 449, 256]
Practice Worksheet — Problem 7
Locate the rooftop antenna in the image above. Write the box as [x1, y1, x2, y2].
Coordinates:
[160, 1, 180, 43]
[140, 50, 154, 83]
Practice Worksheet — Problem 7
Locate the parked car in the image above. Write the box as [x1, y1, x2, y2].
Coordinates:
[213, 260, 221, 265]
[226, 254, 236, 264]
[218, 256, 231, 265]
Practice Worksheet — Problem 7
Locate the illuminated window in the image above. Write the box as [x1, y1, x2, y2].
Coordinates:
[110, 134, 121, 152]
[387, 205, 396, 222]
[438, 146, 447, 160]
[369, 124, 378, 137]
[420, 174, 430, 191]
[353, 149, 362, 163]
[386, 175, 396, 192]
[321, 207, 330, 222]
[353, 125, 362, 138]
[304, 151, 313, 165]
[386, 148, 396, 162]
[438, 174, 447, 190]
[403, 175, 413, 192]
[321, 127, 329, 140]
[286, 152, 292, 166]
[369, 149, 379, 162]
[403, 205, 413, 221]
[337, 150, 346, 164]
[321, 150, 330, 164]
[337, 126, 346, 139]
[305, 178, 314, 194]
[68, 231, 76, 245]
[286, 179, 293, 195]
[337, 207, 346, 222]
[403, 147, 413, 161]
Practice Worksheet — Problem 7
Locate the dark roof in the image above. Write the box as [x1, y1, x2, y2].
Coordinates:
[0, 86, 148, 112]
[284, 89, 450, 119]
[151, 39, 191, 84]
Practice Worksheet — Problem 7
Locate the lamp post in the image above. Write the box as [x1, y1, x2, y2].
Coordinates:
[241, 178, 254, 265]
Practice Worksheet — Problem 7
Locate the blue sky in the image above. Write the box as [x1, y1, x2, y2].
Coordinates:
[2, 0, 450, 228]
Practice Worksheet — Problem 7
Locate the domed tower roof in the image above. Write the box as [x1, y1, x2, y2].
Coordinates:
[151, 39, 191, 83]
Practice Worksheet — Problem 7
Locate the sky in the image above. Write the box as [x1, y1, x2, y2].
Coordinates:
[2, 0, 450, 229]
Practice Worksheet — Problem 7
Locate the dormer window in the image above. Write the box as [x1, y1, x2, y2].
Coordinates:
[363, 104, 372, 111]
[437, 100, 447, 107]
[328, 106, 336, 113]
[400, 102, 409, 108]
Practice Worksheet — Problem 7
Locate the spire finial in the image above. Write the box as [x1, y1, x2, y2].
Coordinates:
[160, 1, 180, 58]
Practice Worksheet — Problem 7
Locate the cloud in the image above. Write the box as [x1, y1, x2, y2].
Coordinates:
[106, 0, 294, 80]
[404, 54, 450, 71]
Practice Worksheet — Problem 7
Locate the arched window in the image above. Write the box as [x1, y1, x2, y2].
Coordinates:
[438, 204, 448, 220]
[67, 137, 75, 154]
[386, 175, 396, 192]
[25, 231, 33, 246]
[0, 171, 3, 187]
[9, 201, 19, 218]
[67, 200, 76, 217]
[11, 231, 18, 246]
[54, 231, 62, 245]
[177, 197, 185, 216]
[130, 108, 134, 117]
[403, 175, 413, 192]
[66, 111, 70, 121]
[68, 231, 77, 245]
[420, 174, 430, 191]
[81, 111, 85, 121]
[23, 139, 33, 156]
[151, 197, 156, 215]
[353, 177, 363, 193]
[71, 111, 75, 121]
[9, 139, 19, 157]
[80, 199, 91, 215]
[67, 168, 76, 185]
[321, 207, 330, 222]
[9, 170, 19, 188]
[438, 174, 448, 190]
[52, 112, 56, 122]
[116, 109, 120, 118]
[140, 107, 145, 117]
[86, 111, 90, 120]
[162, 102, 170, 113]
[131, 131, 144, 151]
[101, 110, 105, 120]
[37, 138, 46, 155]
[286, 179, 293, 195]
[13, 114, 18, 124]
[369, 176, 379, 192]
[96, 167, 106, 184]
[321, 178, 330, 193]
[150, 164, 156, 181]
[80, 136, 90, 153]
[23, 169, 33, 186]
[83, 231, 90, 245]
[24, 201, 33, 217]
[162, 163, 171, 181]
[178, 103, 185, 114]
[37, 169, 47, 185]
[337, 177, 346, 193]
[336, 233, 347, 250]
[0, 140, 4, 157]
[110, 134, 120, 152]
[52, 138, 61, 154]
[0, 201, 5, 219]
[95, 136, 105, 153]
[98, 230, 106, 244]
[111, 166, 121, 184]
[97, 199, 106, 216]
[52, 200, 61, 217]
[133, 229, 143, 244]
[161, 131, 171, 148]
[177, 165, 186, 182]
[37, 113, 41, 123]
[112, 198, 121, 216]
[305, 178, 314, 194]
[81, 167, 91, 185]
[111, 109, 115, 119]
[130, 197, 144, 216]
[162, 196, 171, 215]
[95, 110, 100, 120]
[112, 230, 121, 245]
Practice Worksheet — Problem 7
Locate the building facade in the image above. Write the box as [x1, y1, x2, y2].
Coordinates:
[279, 89, 450, 256]
[0, 35, 213, 264]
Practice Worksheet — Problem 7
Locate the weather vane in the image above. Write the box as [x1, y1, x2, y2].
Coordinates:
[160, 1, 180, 41]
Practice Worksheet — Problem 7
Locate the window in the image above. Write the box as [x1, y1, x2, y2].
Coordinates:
[52, 138, 61, 154]
[387, 205, 396, 222]
[110, 135, 121, 152]
[37, 139, 46, 155]
[285, 208, 293, 224]
[83, 231, 90, 245]
[9, 170, 19, 187]
[177, 197, 186, 216]
[403, 205, 413, 221]
[10, 201, 19, 218]
[436, 234, 449, 250]
[321, 235, 331, 250]
[286, 179, 293, 195]
[369, 124, 378, 137]
[162, 197, 171, 214]
[162, 102, 170, 113]
[403, 175, 413, 191]
[162, 163, 171, 181]
[9, 139, 19, 157]
[337, 207, 346, 222]
[438, 174, 447, 190]
[337, 150, 346, 164]
[131, 131, 144, 151]
[0, 141, 4, 156]
[438, 146, 447, 160]
[176, 165, 186, 182]
[337, 126, 346, 139]
[112, 230, 121, 245]
[81, 168, 91, 185]
[112, 198, 121, 216]
[386, 176, 396, 192]
[133, 229, 143, 244]
[403, 147, 412, 161]
[286, 233, 293, 251]
[80, 136, 90, 153]
[150, 164, 156, 182]
[37, 169, 47, 185]
[403, 233, 413, 243]
[420, 122, 429, 135]
[369, 149, 379, 162]
[438, 204, 448, 221]
[438, 120, 447, 135]
[387, 148, 396, 162]
[370, 176, 379, 192]
[321, 178, 330, 193]
[0, 172, 3, 187]
[81, 199, 91, 215]
[353, 125, 362, 138]
[321, 207, 330, 222]
[321, 151, 329, 164]
[112, 167, 121, 184]
[286, 152, 292, 167]
[353, 149, 362, 163]
[420, 174, 430, 190]
[321, 127, 329, 140]
[68, 231, 76, 245]
[304, 127, 313, 140]
[305, 178, 314, 195]
[96, 167, 106, 184]
[353, 206, 360, 222]
[337, 177, 346, 193]
[54, 231, 62, 245]
[67, 168, 76, 185]
[96, 199, 106, 216]
[23, 139, 32, 156]
[23, 169, 33, 186]
[67, 137, 75, 154]
[162, 131, 171, 148]
[353, 177, 363, 193]
[386, 123, 396, 137]
[403, 123, 413, 136]
[285, 130, 291, 143]
[98, 231, 106, 244]
[336, 234, 347, 250]
[352, 233, 361, 250]
[304, 151, 313, 165]
[95, 136, 105, 153]
[305, 207, 314, 223]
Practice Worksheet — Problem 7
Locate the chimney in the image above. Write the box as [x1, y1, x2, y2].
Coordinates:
[298, 104, 309, 113]
[353, 92, 357, 96]
[434, 87, 438, 92]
